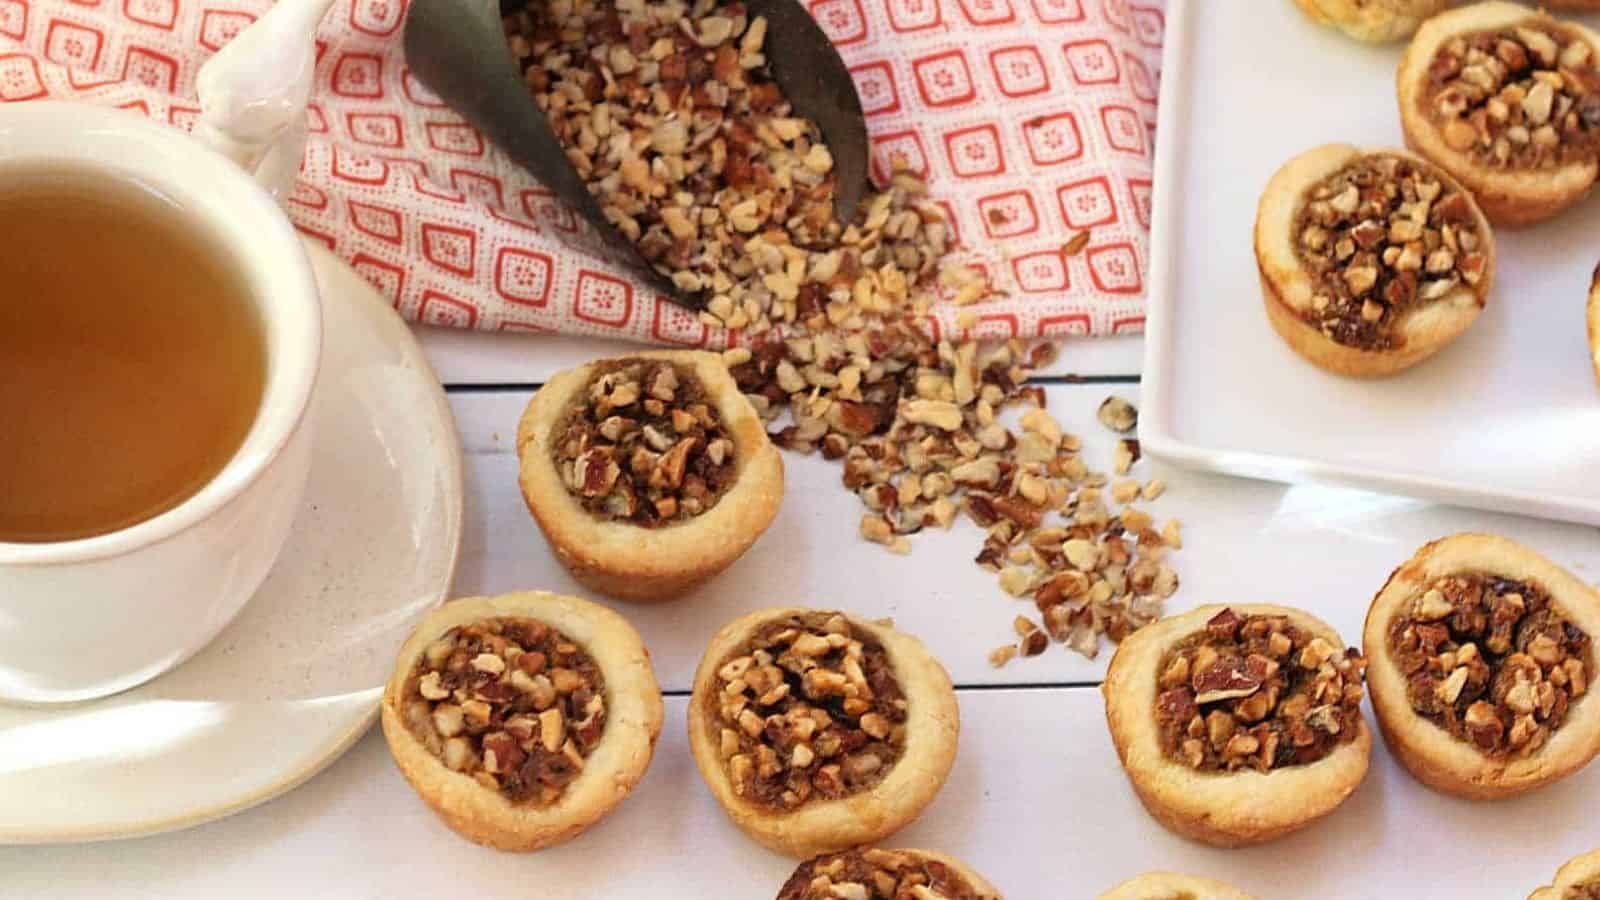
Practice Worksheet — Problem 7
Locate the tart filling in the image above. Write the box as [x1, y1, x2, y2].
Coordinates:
[1388, 573, 1594, 757]
[711, 611, 907, 810]
[400, 617, 607, 805]
[552, 357, 736, 526]
[1156, 608, 1367, 773]
[1294, 153, 1488, 350]
[777, 849, 994, 900]
[1425, 23, 1600, 168]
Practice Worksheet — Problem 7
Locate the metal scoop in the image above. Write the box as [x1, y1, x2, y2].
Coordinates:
[403, 0, 869, 308]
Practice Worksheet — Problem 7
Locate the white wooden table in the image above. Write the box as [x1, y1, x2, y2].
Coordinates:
[6, 328, 1599, 899]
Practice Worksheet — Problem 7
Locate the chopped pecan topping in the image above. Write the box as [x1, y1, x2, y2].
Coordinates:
[1294, 153, 1487, 351]
[711, 612, 907, 810]
[777, 848, 993, 900]
[503, 0, 959, 335]
[402, 618, 607, 804]
[1426, 23, 1600, 169]
[1155, 608, 1367, 773]
[551, 358, 735, 525]
[1389, 573, 1594, 758]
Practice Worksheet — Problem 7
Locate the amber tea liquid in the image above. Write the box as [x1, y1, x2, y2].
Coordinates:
[0, 167, 266, 543]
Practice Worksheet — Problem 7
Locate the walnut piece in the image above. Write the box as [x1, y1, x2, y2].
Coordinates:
[1155, 608, 1367, 773]
[1389, 572, 1594, 757]
[402, 618, 607, 804]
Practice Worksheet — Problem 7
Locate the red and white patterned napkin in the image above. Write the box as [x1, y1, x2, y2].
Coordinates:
[0, 0, 1163, 346]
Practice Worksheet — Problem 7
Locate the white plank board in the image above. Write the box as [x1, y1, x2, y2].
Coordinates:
[412, 323, 1145, 384]
[446, 384, 1600, 692]
[8, 690, 1598, 899]
[1141, 0, 1600, 526]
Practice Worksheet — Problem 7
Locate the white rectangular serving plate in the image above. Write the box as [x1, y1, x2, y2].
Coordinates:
[1141, 0, 1600, 526]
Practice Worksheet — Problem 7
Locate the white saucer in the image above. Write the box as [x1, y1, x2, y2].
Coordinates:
[0, 237, 464, 843]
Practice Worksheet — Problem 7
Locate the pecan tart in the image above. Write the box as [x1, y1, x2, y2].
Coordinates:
[1292, 0, 1451, 44]
[1530, 848, 1600, 900]
[517, 350, 784, 602]
[688, 607, 960, 858]
[1103, 604, 1372, 847]
[1398, 2, 1600, 226]
[1098, 872, 1257, 900]
[1255, 144, 1495, 377]
[380, 591, 664, 851]
[777, 848, 1001, 900]
[1364, 533, 1600, 799]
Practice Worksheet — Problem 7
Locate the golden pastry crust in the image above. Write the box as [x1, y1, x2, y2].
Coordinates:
[380, 591, 664, 851]
[1397, 2, 1600, 226]
[1098, 871, 1258, 900]
[776, 848, 1002, 899]
[688, 607, 960, 858]
[1588, 262, 1600, 385]
[516, 349, 784, 602]
[1103, 604, 1373, 848]
[1292, 0, 1452, 43]
[1255, 143, 1494, 377]
[1529, 848, 1600, 900]
[1364, 533, 1600, 800]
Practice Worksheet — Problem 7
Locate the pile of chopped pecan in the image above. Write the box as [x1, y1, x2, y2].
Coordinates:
[401, 618, 607, 804]
[552, 358, 736, 525]
[777, 848, 988, 900]
[504, 0, 976, 335]
[1389, 573, 1593, 756]
[1155, 609, 1367, 773]
[1428, 24, 1600, 167]
[1296, 153, 1488, 350]
[730, 330, 1179, 662]
[712, 612, 907, 810]
[509, 0, 1180, 661]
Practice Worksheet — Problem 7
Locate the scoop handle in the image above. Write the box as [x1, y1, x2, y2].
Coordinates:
[193, 0, 335, 203]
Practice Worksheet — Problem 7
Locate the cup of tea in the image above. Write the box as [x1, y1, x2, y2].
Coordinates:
[0, 90, 323, 698]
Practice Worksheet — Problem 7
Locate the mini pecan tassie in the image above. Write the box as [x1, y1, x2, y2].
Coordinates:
[1104, 604, 1372, 848]
[1255, 144, 1495, 377]
[776, 848, 1002, 900]
[518, 350, 784, 602]
[1365, 533, 1600, 799]
[1530, 849, 1600, 900]
[1399, 2, 1600, 226]
[689, 608, 959, 858]
[380, 592, 663, 851]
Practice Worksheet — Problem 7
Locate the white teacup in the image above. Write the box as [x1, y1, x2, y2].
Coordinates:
[0, 99, 323, 703]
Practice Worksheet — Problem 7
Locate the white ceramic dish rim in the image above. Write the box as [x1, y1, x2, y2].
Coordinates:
[1138, 0, 1600, 528]
[0, 239, 465, 844]
[0, 102, 324, 565]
